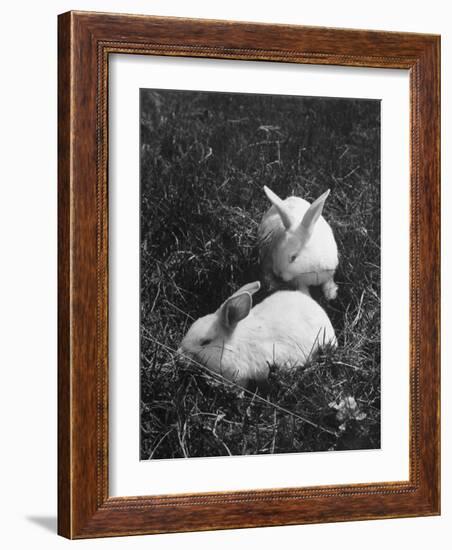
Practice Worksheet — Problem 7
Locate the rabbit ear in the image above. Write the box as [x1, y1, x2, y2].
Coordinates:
[296, 189, 330, 238]
[221, 292, 252, 329]
[230, 281, 261, 299]
[264, 186, 293, 230]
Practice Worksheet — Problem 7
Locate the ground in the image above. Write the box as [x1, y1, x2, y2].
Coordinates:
[140, 89, 381, 459]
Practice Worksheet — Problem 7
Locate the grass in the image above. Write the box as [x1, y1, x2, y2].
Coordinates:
[140, 89, 381, 459]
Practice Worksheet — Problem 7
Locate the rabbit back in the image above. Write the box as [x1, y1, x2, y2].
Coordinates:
[222, 291, 336, 383]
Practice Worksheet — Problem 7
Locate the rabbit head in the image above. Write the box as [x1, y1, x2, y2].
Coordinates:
[178, 282, 261, 383]
[263, 186, 332, 283]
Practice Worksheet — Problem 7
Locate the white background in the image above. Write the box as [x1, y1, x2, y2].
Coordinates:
[110, 56, 409, 496]
[0, 1, 449, 549]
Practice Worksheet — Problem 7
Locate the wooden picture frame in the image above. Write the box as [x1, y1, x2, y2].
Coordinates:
[58, 11, 440, 539]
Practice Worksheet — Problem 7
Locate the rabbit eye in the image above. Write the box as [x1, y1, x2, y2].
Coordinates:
[200, 338, 212, 346]
[289, 254, 298, 263]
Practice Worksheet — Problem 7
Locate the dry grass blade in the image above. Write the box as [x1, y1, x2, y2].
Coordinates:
[143, 332, 339, 437]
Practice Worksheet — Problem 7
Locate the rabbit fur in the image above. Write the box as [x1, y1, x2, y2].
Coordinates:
[258, 186, 339, 300]
[178, 281, 336, 389]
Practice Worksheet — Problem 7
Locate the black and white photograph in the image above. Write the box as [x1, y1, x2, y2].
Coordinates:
[1, 0, 445, 545]
[140, 88, 381, 460]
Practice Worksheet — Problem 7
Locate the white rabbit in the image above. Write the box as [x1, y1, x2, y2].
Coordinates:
[258, 186, 338, 300]
[178, 281, 336, 389]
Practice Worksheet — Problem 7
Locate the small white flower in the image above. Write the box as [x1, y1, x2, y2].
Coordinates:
[329, 396, 367, 424]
